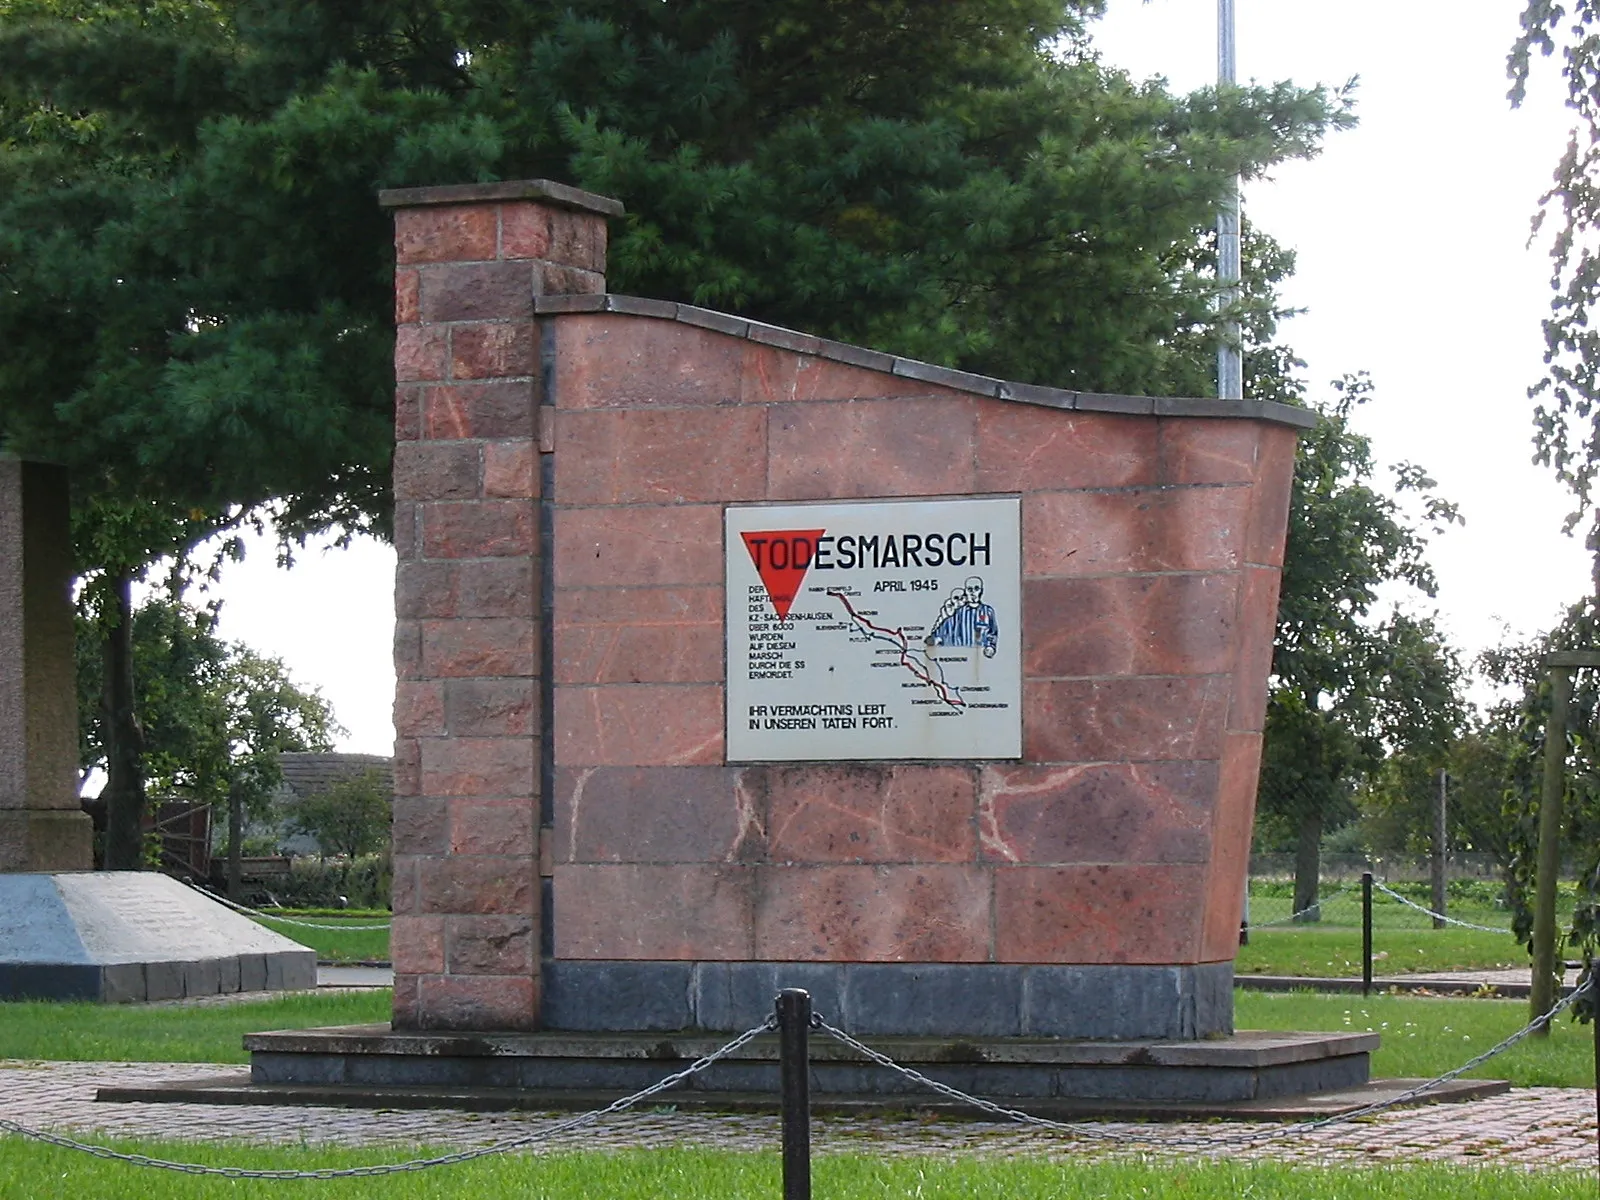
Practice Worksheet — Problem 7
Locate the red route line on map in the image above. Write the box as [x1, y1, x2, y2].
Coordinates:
[824, 589, 965, 709]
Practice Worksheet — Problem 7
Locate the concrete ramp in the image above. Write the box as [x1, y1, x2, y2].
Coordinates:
[0, 872, 316, 1002]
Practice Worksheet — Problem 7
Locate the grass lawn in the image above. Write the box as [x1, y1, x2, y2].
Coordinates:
[1236, 925, 1531, 977]
[1237, 991, 1595, 1087]
[0, 991, 390, 1064]
[246, 912, 389, 964]
[0, 1145, 1589, 1198]
[1237, 883, 1546, 977]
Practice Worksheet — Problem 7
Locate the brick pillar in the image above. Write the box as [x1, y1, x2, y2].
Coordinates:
[0, 456, 93, 872]
[379, 180, 622, 1030]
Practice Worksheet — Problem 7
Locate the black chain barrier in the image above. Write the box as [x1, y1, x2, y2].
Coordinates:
[1, 977, 1593, 1186]
[812, 973, 1596, 1154]
[0, 1018, 774, 1179]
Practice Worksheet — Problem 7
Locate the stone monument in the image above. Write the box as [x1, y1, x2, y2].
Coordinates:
[0, 456, 94, 871]
[235, 179, 1425, 1110]
[0, 456, 314, 1001]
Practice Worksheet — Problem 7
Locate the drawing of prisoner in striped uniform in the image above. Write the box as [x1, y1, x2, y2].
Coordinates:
[925, 576, 999, 658]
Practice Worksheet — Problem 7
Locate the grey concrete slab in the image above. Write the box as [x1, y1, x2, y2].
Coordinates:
[0, 872, 318, 1002]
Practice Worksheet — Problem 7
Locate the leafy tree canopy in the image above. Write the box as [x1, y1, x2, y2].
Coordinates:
[1512, 1, 1600, 585]
[1256, 376, 1466, 911]
[76, 592, 339, 814]
[0, 0, 1352, 552]
[291, 768, 391, 860]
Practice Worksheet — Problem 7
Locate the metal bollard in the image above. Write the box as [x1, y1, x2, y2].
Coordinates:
[1361, 871, 1374, 997]
[776, 988, 812, 1200]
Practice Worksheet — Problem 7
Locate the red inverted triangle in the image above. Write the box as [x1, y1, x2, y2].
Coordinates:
[741, 529, 825, 620]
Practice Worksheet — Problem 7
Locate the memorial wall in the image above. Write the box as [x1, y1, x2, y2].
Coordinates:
[383, 180, 1311, 1040]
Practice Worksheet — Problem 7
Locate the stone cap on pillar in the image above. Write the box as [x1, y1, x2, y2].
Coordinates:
[378, 179, 624, 218]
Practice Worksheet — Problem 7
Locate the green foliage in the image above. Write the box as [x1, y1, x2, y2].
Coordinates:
[288, 769, 390, 860]
[0, 0, 1352, 559]
[261, 852, 392, 910]
[76, 593, 339, 816]
[1474, 604, 1600, 1011]
[1512, 2, 1600, 586]
[1256, 377, 1465, 876]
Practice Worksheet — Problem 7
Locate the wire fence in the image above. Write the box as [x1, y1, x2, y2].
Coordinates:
[818, 973, 1593, 1152]
[1244, 877, 1520, 934]
[188, 881, 392, 932]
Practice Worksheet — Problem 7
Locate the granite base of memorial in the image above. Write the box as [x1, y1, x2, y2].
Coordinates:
[97, 1022, 1506, 1120]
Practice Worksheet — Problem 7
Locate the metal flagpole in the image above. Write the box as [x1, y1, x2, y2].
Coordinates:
[1217, 0, 1243, 399]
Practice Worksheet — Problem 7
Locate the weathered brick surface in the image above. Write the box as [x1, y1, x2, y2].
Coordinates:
[421, 500, 535, 559]
[1024, 486, 1250, 578]
[416, 855, 536, 915]
[419, 262, 535, 323]
[1159, 419, 1262, 485]
[977, 762, 1217, 866]
[765, 765, 976, 864]
[394, 680, 445, 737]
[553, 316, 745, 408]
[554, 505, 723, 588]
[483, 441, 537, 498]
[555, 765, 762, 864]
[392, 441, 481, 502]
[554, 585, 722, 685]
[391, 798, 448, 856]
[443, 678, 536, 737]
[1022, 574, 1237, 678]
[767, 396, 978, 500]
[419, 617, 535, 678]
[547, 210, 609, 272]
[390, 915, 446, 974]
[419, 736, 535, 798]
[554, 864, 755, 959]
[414, 973, 538, 1031]
[1023, 676, 1229, 763]
[394, 205, 497, 265]
[449, 798, 537, 857]
[446, 914, 535, 976]
[754, 865, 992, 962]
[1201, 731, 1263, 961]
[395, 326, 449, 382]
[395, 271, 420, 325]
[976, 406, 1159, 492]
[993, 865, 1207, 964]
[556, 408, 767, 505]
[555, 684, 723, 766]
[424, 383, 537, 440]
[451, 324, 537, 380]
[388, 188, 598, 1032]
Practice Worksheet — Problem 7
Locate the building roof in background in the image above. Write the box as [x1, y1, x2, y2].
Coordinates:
[277, 752, 392, 800]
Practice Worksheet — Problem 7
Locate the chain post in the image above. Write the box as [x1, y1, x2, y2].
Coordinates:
[1361, 871, 1374, 997]
[776, 988, 812, 1200]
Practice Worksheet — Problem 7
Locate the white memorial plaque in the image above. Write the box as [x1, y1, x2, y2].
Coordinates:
[725, 497, 1021, 762]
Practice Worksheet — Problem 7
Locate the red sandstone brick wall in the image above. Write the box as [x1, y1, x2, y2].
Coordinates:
[545, 313, 1295, 970]
[387, 190, 605, 1030]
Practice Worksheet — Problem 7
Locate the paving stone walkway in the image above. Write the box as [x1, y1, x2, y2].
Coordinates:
[0, 1059, 1593, 1172]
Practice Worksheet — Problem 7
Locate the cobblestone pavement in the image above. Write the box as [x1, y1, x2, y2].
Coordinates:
[0, 1060, 1593, 1172]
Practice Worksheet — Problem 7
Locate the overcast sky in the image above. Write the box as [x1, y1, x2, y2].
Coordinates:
[199, 1, 1596, 755]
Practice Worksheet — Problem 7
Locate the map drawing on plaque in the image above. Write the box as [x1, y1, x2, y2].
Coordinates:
[725, 497, 1022, 762]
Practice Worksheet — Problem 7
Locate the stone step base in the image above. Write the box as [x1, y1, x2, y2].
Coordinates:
[230, 1024, 1395, 1107]
[97, 1072, 1507, 1123]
